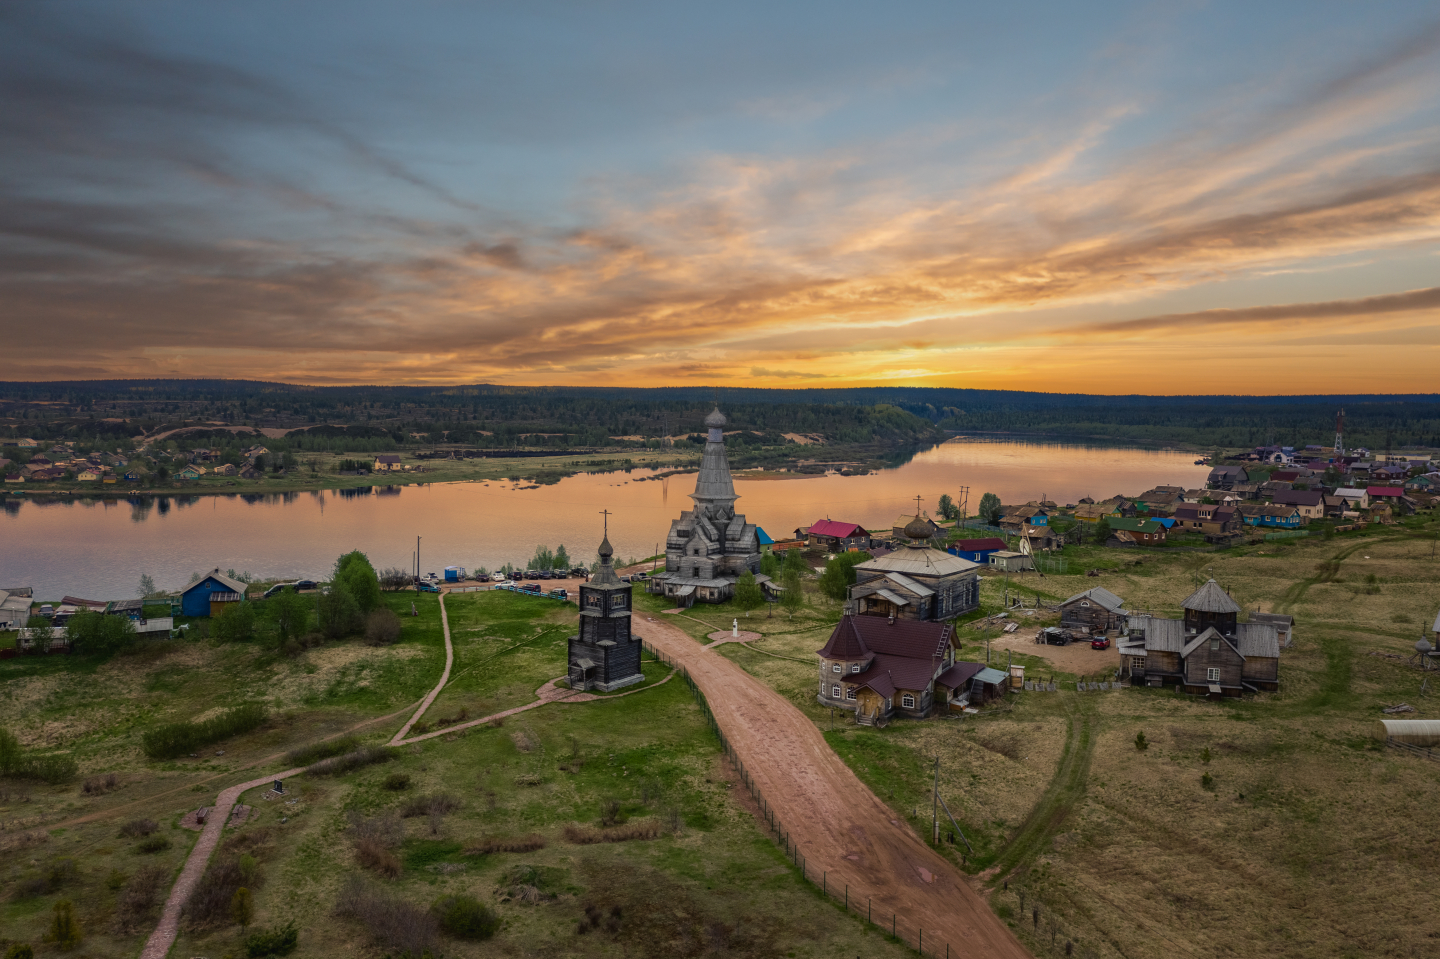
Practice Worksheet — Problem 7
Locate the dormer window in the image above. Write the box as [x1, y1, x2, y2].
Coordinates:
[832, 663, 842, 673]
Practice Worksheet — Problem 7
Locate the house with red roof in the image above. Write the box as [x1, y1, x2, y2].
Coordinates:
[799, 519, 871, 551]
[816, 611, 982, 723]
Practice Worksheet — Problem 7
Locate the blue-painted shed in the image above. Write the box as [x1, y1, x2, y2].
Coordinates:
[179, 569, 247, 617]
[755, 527, 775, 547]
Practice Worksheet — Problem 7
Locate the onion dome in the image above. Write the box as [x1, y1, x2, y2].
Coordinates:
[704, 407, 726, 429]
[904, 514, 933, 542]
[598, 534, 613, 561]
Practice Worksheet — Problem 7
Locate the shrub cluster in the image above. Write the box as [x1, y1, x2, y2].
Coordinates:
[0, 729, 78, 784]
[119, 818, 159, 838]
[115, 865, 166, 933]
[464, 834, 546, 855]
[183, 855, 262, 929]
[334, 877, 438, 956]
[142, 704, 267, 760]
[400, 793, 460, 819]
[563, 820, 667, 845]
[283, 736, 358, 767]
[305, 745, 391, 776]
[244, 922, 298, 957]
[82, 773, 120, 795]
[348, 812, 403, 878]
[432, 893, 500, 941]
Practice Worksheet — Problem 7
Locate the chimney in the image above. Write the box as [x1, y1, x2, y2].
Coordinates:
[888, 612, 896, 626]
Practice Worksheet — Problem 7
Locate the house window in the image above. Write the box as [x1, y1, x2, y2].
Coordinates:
[1209, 638, 1220, 651]
[846, 687, 857, 700]
[1206, 667, 1220, 682]
[832, 685, 841, 698]
[850, 663, 861, 673]
[832, 663, 842, 673]
[586, 594, 602, 608]
[901, 693, 915, 709]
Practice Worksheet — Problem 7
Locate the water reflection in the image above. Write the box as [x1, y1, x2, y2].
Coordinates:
[3, 438, 1210, 599]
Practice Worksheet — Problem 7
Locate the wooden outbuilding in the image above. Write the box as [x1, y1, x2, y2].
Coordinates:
[1060, 587, 1128, 632]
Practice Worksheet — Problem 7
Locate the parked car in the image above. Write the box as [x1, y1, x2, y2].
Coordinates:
[549, 588, 568, 600]
[620, 575, 632, 583]
[570, 566, 589, 578]
[294, 579, 318, 591]
[538, 569, 552, 580]
[263, 581, 297, 599]
[525, 570, 539, 580]
[417, 581, 441, 593]
[1090, 635, 1112, 650]
[491, 572, 506, 582]
[520, 582, 542, 594]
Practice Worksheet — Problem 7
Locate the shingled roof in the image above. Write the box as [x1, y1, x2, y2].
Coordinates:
[1181, 579, 1241, 614]
[817, 615, 952, 661]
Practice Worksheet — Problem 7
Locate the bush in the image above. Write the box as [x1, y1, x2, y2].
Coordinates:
[355, 838, 401, 878]
[818, 551, 872, 600]
[305, 745, 391, 776]
[213, 601, 257, 643]
[182, 855, 260, 929]
[562, 820, 666, 844]
[383, 772, 412, 791]
[4, 944, 34, 959]
[464, 834, 546, 855]
[244, 922, 298, 957]
[137, 836, 171, 854]
[400, 793, 460, 819]
[66, 609, 137, 654]
[365, 608, 401, 646]
[0, 729, 78, 784]
[334, 877, 438, 956]
[119, 818, 158, 838]
[116, 865, 165, 933]
[142, 704, 267, 760]
[284, 736, 358, 767]
[1134, 731, 1148, 752]
[50, 899, 81, 949]
[432, 893, 500, 941]
[82, 773, 120, 795]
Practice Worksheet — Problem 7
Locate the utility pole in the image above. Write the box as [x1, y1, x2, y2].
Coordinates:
[416, 535, 421, 584]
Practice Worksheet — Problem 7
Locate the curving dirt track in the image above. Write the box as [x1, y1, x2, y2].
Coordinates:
[634, 616, 1030, 958]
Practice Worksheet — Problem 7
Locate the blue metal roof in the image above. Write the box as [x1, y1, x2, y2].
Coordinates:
[755, 527, 775, 546]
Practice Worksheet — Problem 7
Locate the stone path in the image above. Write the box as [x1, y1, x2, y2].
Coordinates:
[139, 769, 303, 959]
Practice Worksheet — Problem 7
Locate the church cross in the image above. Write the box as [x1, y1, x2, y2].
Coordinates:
[600, 508, 611, 535]
[914, 494, 924, 516]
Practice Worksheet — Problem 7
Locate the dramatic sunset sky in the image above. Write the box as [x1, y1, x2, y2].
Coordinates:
[4, 2, 1439, 392]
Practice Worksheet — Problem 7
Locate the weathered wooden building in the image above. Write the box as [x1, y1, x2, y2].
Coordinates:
[1060, 586, 1128, 632]
[816, 610, 982, 722]
[567, 530, 644, 691]
[849, 516, 980, 621]
[1131, 579, 1281, 695]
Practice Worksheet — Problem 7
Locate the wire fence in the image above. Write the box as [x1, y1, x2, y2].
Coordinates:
[644, 641, 961, 958]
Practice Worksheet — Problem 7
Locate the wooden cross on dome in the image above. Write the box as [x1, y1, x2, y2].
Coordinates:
[914, 494, 924, 515]
[599, 508, 611, 535]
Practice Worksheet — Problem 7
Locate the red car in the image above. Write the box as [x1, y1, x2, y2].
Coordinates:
[1090, 635, 1111, 650]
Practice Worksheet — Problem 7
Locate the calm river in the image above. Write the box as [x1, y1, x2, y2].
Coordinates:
[0, 438, 1210, 600]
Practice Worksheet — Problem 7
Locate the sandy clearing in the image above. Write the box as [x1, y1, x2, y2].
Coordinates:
[633, 615, 1029, 959]
[988, 628, 1121, 674]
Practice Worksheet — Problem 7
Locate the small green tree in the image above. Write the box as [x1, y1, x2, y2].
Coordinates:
[818, 551, 873, 601]
[50, 899, 81, 949]
[779, 569, 805, 619]
[231, 886, 254, 930]
[1201, 746, 1212, 764]
[22, 614, 52, 652]
[1134, 730, 1148, 752]
[733, 570, 765, 617]
[137, 574, 157, 599]
[432, 894, 500, 941]
[1093, 517, 1113, 544]
[317, 584, 362, 640]
[978, 492, 1002, 525]
[782, 548, 808, 576]
[334, 551, 381, 612]
[553, 544, 571, 571]
[760, 552, 780, 577]
[938, 493, 958, 521]
[212, 601, 257, 643]
[266, 589, 310, 643]
[66, 610, 136, 655]
[4, 943, 35, 959]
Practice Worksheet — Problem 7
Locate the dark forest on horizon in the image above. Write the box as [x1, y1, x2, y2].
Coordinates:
[2, 380, 1439, 452]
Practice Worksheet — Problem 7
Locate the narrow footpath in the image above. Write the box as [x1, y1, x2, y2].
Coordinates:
[634, 615, 1030, 959]
[139, 769, 302, 959]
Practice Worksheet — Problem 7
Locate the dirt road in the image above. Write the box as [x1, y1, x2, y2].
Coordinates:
[633, 616, 1030, 959]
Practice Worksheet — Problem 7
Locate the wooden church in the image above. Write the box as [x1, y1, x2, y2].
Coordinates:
[566, 526, 644, 692]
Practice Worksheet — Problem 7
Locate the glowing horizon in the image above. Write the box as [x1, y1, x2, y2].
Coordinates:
[3, 3, 1439, 393]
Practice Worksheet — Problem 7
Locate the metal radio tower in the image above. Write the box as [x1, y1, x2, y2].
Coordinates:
[1334, 408, 1344, 457]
